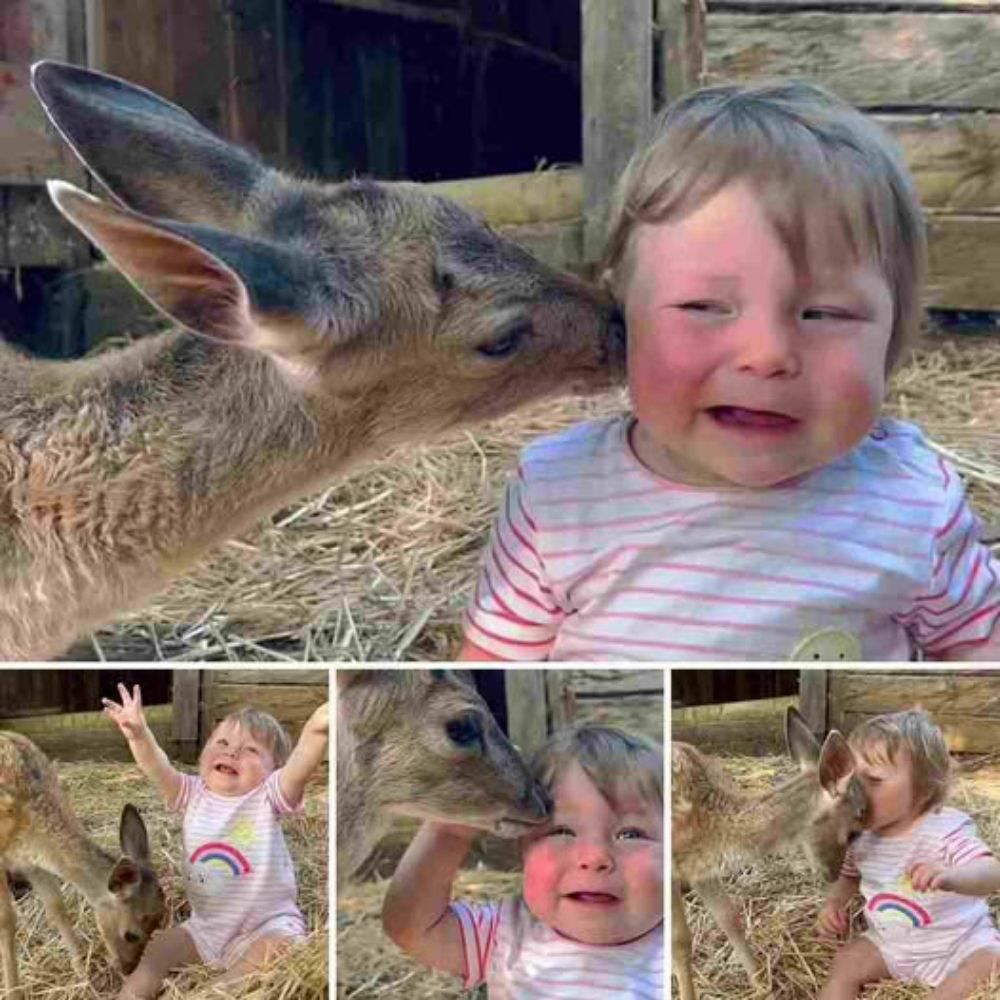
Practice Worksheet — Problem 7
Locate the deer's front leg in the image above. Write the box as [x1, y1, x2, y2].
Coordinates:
[0, 873, 22, 1000]
[695, 875, 758, 978]
[672, 880, 697, 1000]
[23, 867, 87, 975]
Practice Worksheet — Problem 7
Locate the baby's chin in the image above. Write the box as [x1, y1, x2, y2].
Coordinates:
[202, 769, 262, 796]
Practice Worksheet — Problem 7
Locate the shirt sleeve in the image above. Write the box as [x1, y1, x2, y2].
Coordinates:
[941, 817, 994, 868]
[897, 456, 1000, 654]
[264, 769, 305, 816]
[463, 463, 564, 659]
[449, 899, 503, 989]
[841, 843, 861, 880]
[169, 772, 198, 814]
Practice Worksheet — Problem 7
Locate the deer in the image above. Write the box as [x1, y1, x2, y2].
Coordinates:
[671, 706, 866, 1000]
[0, 731, 165, 1000]
[336, 669, 550, 887]
[0, 61, 625, 660]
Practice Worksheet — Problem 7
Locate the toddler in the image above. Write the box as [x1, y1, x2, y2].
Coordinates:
[461, 79, 1000, 661]
[819, 710, 1000, 999]
[103, 683, 328, 998]
[382, 724, 663, 998]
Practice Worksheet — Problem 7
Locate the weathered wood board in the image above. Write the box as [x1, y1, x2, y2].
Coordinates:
[671, 694, 796, 755]
[705, 12, 1000, 108]
[202, 678, 328, 742]
[829, 671, 1000, 753]
[0, 704, 175, 761]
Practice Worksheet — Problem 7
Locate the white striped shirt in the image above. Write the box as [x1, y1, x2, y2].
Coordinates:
[171, 771, 305, 962]
[841, 807, 996, 960]
[464, 416, 1000, 660]
[450, 897, 663, 999]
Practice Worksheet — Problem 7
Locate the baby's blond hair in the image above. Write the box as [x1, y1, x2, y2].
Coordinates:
[213, 706, 292, 767]
[603, 79, 927, 374]
[848, 709, 952, 813]
[528, 724, 662, 813]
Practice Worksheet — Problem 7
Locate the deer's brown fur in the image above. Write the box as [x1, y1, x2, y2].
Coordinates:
[0, 732, 165, 999]
[336, 669, 549, 886]
[671, 707, 865, 1000]
[1, 62, 625, 658]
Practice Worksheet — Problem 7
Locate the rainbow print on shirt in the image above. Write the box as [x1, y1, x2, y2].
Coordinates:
[189, 841, 252, 879]
[867, 892, 932, 928]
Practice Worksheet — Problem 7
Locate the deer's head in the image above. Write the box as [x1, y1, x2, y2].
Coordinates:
[338, 669, 550, 836]
[93, 804, 165, 975]
[786, 706, 866, 882]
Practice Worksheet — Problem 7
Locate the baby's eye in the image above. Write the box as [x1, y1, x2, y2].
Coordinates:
[677, 300, 730, 315]
[802, 306, 853, 321]
[547, 825, 574, 838]
[216, 738, 228, 747]
[617, 827, 649, 841]
[245, 746, 259, 755]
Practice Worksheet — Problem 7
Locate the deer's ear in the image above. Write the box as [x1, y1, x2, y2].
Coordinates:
[785, 705, 821, 769]
[50, 182, 374, 353]
[818, 731, 856, 796]
[119, 803, 152, 863]
[32, 60, 263, 227]
[108, 858, 142, 898]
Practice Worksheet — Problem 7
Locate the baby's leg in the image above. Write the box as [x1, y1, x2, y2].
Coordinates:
[118, 926, 200, 1000]
[214, 934, 295, 987]
[818, 938, 890, 1000]
[930, 948, 1000, 1000]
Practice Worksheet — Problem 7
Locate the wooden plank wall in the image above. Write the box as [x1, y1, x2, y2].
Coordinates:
[828, 670, 1000, 753]
[200, 668, 328, 745]
[699, 0, 1000, 311]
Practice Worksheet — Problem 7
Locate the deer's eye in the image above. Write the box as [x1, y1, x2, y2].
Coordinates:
[476, 322, 531, 358]
[446, 713, 483, 748]
[124, 930, 142, 944]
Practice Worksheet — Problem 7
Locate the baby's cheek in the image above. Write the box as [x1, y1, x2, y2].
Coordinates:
[522, 843, 561, 907]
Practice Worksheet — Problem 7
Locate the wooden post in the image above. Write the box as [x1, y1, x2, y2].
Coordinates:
[799, 670, 829, 737]
[505, 671, 549, 757]
[545, 670, 575, 731]
[172, 668, 201, 763]
[581, 0, 653, 263]
[655, 0, 705, 107]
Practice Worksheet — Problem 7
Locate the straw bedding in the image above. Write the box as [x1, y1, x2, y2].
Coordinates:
[75, 333, 1000, 661]
[5, 759, 328, 999]
[675, 754, 1000, 999]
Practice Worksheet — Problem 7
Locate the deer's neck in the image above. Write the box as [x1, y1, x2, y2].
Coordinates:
[0, 332, 379, 656]
[678, 769, 820, 882]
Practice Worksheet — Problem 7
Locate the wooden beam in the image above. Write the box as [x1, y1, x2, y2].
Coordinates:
[799, 669, 828, 735]
[582, 0, 653, 262]
[171, 668, 201, 759]
[655, 0, 705, 105]
[316, 0, 464, 28]
[505, 670, 549, 757]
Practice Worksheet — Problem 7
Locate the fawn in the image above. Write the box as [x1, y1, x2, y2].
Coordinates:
[672, 706, 866, 1000]
[0, 61, 625, 659]
[336, 669, 549, 885]
[0, 732, 165, 999]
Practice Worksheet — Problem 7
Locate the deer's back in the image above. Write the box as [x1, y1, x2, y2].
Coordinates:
[672, 742, 756, 882]
[0, 732, 76, 866]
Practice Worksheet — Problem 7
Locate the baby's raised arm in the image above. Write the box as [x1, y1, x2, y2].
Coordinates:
[102, 683, 183, 806]
[278, 701, 329, 807]
[381, 822, 475, 978]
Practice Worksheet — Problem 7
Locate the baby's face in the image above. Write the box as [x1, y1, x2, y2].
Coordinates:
[520, 760, 662, 946]
[623, 179, 894, 488]
[199, 720, 275, 796]
[855, 746, 920, 837]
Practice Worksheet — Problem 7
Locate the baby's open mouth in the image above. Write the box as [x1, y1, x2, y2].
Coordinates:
[565, 892, 620, 905]
[215, 763, 238, 776]
[707, 405, 798, 429]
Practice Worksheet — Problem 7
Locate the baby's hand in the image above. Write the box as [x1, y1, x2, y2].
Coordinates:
[101, 683, 148, 742]
[908, 861, 953, 893]
[817, 897, 850, 942]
